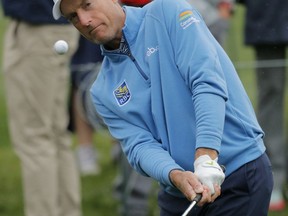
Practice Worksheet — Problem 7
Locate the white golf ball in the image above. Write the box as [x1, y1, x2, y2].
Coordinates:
[54, 40, 69, 55]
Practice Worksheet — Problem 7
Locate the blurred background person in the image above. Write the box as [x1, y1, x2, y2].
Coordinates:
[69, 35, 103, 176]
[237, 0, 288, 212]
[1, 0, 81, 216]
[187, 0, 235, 46]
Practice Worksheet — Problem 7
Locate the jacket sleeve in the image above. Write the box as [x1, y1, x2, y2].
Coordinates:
[91, 90, 183, 187]
[162, 0, 228, 152]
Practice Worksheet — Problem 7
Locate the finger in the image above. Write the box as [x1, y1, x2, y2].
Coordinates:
[185, 185, 197, 201]
[186, 172, 204, 200]
[193, 182, 204, 194]
[197, 186, 212, 206]
[211, 184, 221, 202]
[177, 172, 199, 201]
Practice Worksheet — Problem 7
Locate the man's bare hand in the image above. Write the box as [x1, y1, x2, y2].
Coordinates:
[169, 169, 221, 206]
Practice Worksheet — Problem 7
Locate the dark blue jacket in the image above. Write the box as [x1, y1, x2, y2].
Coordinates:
[2, 0, 68, 24]
[238, 0, 288, 45]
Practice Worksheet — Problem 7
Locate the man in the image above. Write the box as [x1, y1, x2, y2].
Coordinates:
[53, 0, 273, 215]
[237, 0, 288, 211]
[2, 0, 81, 216]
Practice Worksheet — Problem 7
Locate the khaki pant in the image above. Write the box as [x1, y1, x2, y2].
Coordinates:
[3, 19, 81, 216]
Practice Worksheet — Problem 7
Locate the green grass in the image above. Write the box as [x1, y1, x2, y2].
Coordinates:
[0, 10, 9, 148]
[0, 4, 288, 216]
[0, 148, 23, 215]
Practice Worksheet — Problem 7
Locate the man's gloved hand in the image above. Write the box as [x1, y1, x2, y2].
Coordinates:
[194, 155, 225, 195]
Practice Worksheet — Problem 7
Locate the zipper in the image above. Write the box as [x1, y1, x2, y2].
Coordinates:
[127, 52, 149, 81]
[122, 33, 149, 81]
[102, 34, 149, 81]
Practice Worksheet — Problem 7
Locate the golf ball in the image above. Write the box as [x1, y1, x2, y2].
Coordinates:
[54, 40, 69, 55]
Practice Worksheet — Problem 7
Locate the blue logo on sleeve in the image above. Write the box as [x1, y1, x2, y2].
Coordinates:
[114, 80, 131, 106]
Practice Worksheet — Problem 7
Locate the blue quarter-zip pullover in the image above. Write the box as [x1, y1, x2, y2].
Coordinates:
[91, 0, 265, 197]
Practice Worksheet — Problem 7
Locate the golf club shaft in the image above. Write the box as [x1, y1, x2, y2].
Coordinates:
[182, 194, 202, 216]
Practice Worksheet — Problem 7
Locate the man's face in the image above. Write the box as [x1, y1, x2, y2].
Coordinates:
[61, 0, 125, 47]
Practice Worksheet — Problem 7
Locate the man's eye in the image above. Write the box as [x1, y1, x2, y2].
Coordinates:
[68, 14, 79, 24]
[85, 2, 91, 8]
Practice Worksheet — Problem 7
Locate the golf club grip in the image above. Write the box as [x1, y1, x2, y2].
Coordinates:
[193, 193, 202, 203]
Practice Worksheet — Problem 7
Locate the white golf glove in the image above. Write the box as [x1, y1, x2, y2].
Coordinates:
[194, 155, 225, 195]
